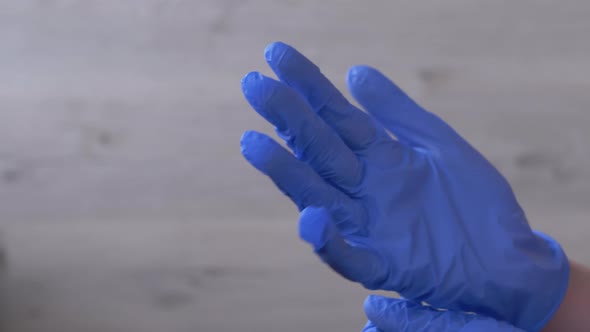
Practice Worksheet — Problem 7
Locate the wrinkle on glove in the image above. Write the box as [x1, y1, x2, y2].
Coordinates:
[240, 41, 569, 331]
[361, 295, 526, 332]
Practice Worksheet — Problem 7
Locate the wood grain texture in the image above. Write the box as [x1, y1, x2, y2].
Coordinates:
[0, 1, 588, 331]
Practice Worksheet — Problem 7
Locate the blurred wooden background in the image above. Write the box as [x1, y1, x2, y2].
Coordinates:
[0, 1, 589, 331]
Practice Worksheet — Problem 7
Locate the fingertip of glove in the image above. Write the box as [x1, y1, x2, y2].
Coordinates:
[241, 71, 263, 86]
[361, 321, 380, 332]
[239, 130, 278, 172]
[239, 130, 259, 161]
[299, 206, 332, 251]
[346, 66, 393, 98]
[241, 71, 275, 107]
[347, 65, 375, 87]
[363, 295, 389, 318]
[239, 129, 259, 148]
[264, 41, 291, 63]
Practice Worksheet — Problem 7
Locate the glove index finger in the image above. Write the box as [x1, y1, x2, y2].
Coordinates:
[347, 65, 462, 152]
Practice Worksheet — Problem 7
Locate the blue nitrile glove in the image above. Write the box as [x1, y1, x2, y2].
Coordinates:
[361, 295, 526, 332]
[239, 42, 569, 331]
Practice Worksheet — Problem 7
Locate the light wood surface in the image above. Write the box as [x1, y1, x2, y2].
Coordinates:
[0, 1, 589, 331]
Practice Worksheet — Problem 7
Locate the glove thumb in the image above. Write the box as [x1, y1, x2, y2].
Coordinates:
[364, 295, 525, 332]
[298, 206, 386, 289]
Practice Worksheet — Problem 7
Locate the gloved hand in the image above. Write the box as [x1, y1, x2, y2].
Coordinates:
[361, 295, 525, 332]
[240, 42, 569, 331]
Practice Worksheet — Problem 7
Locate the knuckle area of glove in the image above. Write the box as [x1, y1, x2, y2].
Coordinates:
[331, 202, 368, 236]
[296, 182, 332, 208]
[325, 105, 379, 150]
[291, 123, 323, 161]
[295, 124, 363, 187]
[360, 253, 390, 289]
